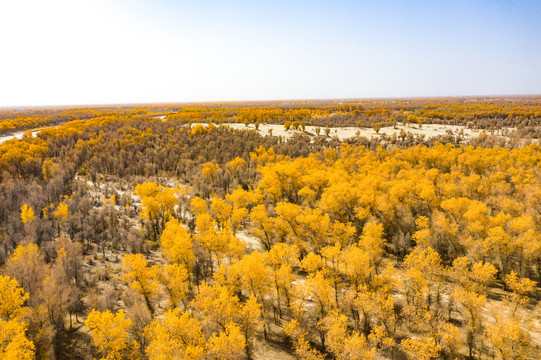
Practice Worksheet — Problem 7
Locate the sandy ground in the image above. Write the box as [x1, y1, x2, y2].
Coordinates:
[0, 121, 515, 145]
[236, 230, 264, 251]
[0, 129, 40, 144]
[195, 122, 515, 141]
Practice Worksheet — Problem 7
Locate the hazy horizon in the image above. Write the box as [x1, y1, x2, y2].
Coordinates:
[1, 0, 541, 107]
[3, 94, 541, 110]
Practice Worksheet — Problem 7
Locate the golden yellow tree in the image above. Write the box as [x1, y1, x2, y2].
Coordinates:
[202, 162, 221, 184]
[265, 243, 298, 318]
[283, 319, 325, 360]
[122, 254, 160, 316]
[54, 203, 69, 222]
[0, 319, 35, 360]
[249, 204, 280, 250]
[207, 323, 246, 360]
[0, 275, 34, 360]
[401, 337, 441, 360]
[484, 312, 535, 360]
[320, 310, 375, 360]
[134, 182, 178, 242]
[190, 284, 261, 350]
[0, 275, 29, 319]
[160, 218, 195, 275]
[159, 263, 190, 309]
[145, 309, 206, 360]
[20, 204, 35, 224]
[403, 247, 443, 308]
[504, 271, 536, 315]
[85, 309, 137, 360]
[210, 196, 232, 228]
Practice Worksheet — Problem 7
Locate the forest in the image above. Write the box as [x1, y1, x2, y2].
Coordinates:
[0, 97, 540, 360]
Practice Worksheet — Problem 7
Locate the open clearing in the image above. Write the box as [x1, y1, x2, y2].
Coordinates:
[196, 122, 515, 141]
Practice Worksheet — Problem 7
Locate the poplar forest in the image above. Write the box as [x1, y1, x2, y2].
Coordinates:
[1, 97, 541, 360]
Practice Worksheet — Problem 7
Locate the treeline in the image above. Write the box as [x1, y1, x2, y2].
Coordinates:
[0, 107, 159, 135]
[164, 97, 541, 137]
[3, 97, 541, 137]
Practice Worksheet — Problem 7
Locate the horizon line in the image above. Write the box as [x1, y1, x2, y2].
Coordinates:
[2, 93, 541, 110]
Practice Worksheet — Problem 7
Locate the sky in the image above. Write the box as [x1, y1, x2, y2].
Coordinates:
[1, 0, 540, 106]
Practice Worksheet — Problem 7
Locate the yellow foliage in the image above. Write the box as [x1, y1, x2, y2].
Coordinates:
[320, 311, 376, 360]
[134, 182, 162, 198]
[359, 222, 385, 266]
[20, 204, 35, 224]
[202, 162, 221, 180]
[159, 264, 190, 309]
[0, 275, 33, 359]
[401, 336, 441, 360]
[226, 186, 263, 208]
[504, 271, 537, 314]
[160, 218, 195, 269]
[226, 157, 247, 172]
[207, 323, 246, 360]
[54, 203, 69, 221]
[122, 254, 160, 314]
[228, 251, 271, 299]
[210, 196, 232, 227]
[190, 196, 207, 216]
[145, 309, 205, 360]
[85, 309, 135, 360]
[249, 145, 283, 165]
[484, 316, 535, 360]
[0, 319, 35, 360]
[283, 319, 325, 360]
[0, 276, 29, 320]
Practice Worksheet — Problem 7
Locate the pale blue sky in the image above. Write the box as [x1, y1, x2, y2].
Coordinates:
[1, 0, 540, 106]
